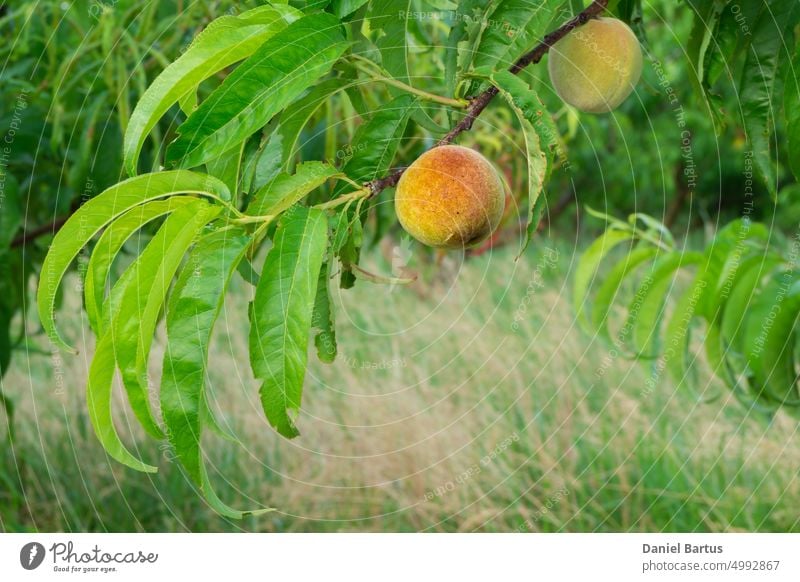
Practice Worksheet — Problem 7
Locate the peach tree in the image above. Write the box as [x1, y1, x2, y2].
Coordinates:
[34, 0, 800, 516]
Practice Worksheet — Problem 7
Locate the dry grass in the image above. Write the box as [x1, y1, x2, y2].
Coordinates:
[1, 241, 799, 532]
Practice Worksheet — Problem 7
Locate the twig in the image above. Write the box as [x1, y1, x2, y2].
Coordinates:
[366, 0, 610, 196]
[10, 200, 80, 249]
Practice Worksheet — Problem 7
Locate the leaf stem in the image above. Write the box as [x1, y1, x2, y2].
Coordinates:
[233, 214, 274, 225]
[314, 187, 371, 211]
[350, 56, 468, 109]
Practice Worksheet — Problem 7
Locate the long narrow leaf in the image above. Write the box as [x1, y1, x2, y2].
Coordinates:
[165, 14, 349, 169]
[250, 206, 329, 438]
[161, 228, 265, 517]
[112, 200, 222, 440]
[38, 171, 230, 351]
[84, 197, 196, 336]
[123, 5, 301, 175]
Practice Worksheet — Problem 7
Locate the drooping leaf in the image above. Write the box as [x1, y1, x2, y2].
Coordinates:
[573, 229, 635, 330]
[87, 332, 158, 473]
[38, 171, 230, 351]
[123, 4, 301, 175]
[247, 162, 343, 217]
[697, 220, 769, 318]
[720, 254, 782, 356]
[590, 246, 660, 344]
[685, 0, 730, 127]
[492, 71, 553, 254]
[110, 200, 221, 440]
[165, 14, 349, 169]
[662, 270, 711, 389]
[744, 273, 800, 406]
[160, 227, 266, 518]
[739, 0, 800, 199]
[628, 252, 703, 358]
[312, 261, 337, 364]
[84, 197, 196, 336]
[332, 201, 364, 289]
[250, 206, 329, 438]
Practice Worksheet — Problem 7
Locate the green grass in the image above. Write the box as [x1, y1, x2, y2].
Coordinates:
[1, 239, 798, 532]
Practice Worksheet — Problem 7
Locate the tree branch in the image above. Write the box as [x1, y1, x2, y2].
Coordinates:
[10, 1, 609, 249]
[10, 200, 80, 249]
[366, 0, 610, 196]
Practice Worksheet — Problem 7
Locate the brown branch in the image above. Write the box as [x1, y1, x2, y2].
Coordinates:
[10, 200, 81, 249]
[366, 0, 610, 196]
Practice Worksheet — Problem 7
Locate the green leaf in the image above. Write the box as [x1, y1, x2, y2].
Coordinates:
[84, 197, 196, 336]
[492, 71, 554, 254]
[472, 0, 565, 73]
[123, 5, 301, 175]
[331, 0, 370, 18]
[38, 171, 231, 352]
[87, 331, 158, 473]
[590, 246, 659, 344]
[112, 200, 222, 440]
[246, 129, 285, 193]
[628, 252, 703, 358]
[237, 256, 261, 287]
[165, 13, 349, 169]
[368, 1, 413, 86]
[0, 302, 11, 379]
[312, 261, 337, 364]
[740, 0, 800, 199]
[445, 0, 483, 98]
[720, 254, 782, 355]
[339, 94, 417, 186]
[698, 220, 768, 318]
[249, 206, 329, 438]
[745, 273, 800, 405]
[686, 0, 729, 128]
[277, 76, 354, 170]
[332, 202, 364, 289]
[333, 94, 417, 286]
[573, 229, 635, 331]
[785, 43, 800, 182]
[663, 270, 711, 388]
[161, 227, 266, 518]
[206, 143, 246, 200]
[247, 161, 343, 217]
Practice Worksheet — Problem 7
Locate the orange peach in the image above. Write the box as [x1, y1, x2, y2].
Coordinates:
[394, 145, 505, 249]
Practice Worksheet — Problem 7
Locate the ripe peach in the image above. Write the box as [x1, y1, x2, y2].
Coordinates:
[394, 145, 505, 249]
[548, 17, 643, 113]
